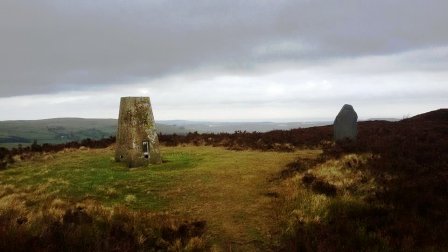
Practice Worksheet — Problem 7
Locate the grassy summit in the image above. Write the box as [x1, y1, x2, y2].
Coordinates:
[0, 145, 319, 250]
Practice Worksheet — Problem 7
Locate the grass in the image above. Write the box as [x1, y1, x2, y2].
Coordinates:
[1, 147, 202, 210]
[0, 145, 320, 251]
[273, 153, 394, 251]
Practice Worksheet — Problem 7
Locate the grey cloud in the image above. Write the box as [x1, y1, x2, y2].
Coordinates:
[1, 0, 448, 97]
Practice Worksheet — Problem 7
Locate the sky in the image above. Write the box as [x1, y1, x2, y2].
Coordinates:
[0, 0, 447, 121]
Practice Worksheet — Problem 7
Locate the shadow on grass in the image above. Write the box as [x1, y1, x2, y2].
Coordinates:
[282, 200, 391, 252]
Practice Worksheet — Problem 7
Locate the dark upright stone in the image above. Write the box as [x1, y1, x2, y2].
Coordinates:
[334, 104, 358, 141]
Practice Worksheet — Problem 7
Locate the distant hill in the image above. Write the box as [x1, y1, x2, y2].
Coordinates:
[158, 120, 332, 134]
[0, 118, 186, 148]
[404, 109, 448, 122]
[2, 109, 445, 149]
[366, 118, 400, 122]
[0, 118, 331, 148]
[0, 118, 112, 148]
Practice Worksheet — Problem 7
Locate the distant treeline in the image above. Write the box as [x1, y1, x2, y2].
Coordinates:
[0, 136, 31, 143]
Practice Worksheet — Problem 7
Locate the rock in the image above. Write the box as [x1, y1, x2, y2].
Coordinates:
[79, 146, 88, 151]
[334, 104, 358, 141]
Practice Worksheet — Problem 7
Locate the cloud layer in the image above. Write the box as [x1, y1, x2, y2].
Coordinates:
[0, 0, 447, 120]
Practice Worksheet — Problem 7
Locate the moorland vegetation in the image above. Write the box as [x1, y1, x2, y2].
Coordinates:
[0, 109, 446, 251]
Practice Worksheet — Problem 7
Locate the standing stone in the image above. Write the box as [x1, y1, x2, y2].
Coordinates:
[115, 97, 162, 167]
[334, 104, 358, 141]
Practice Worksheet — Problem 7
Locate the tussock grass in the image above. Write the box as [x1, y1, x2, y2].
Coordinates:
[272, 153, 391, 251]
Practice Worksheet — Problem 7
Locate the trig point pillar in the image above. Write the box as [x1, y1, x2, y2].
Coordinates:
[115, 97, 162, 167]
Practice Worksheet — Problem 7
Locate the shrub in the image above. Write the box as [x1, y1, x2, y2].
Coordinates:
[0, 199, 206, 252]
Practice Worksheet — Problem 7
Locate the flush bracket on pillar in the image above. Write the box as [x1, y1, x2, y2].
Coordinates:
[142, 141, 150, 159]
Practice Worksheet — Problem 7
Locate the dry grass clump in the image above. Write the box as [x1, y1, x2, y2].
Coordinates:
[307, 154, 376, 196]
[124, 194, 137, 204]
[96, 186, 119, 198]
[0, 197, 206, 252]
[272, 153, 388, 251]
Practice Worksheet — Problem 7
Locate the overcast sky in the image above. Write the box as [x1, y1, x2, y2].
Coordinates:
[0, 0, 447, 121]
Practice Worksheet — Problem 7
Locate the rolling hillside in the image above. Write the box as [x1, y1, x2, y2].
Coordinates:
[0, 118, 333, 148]
[0, 118, 187, 148]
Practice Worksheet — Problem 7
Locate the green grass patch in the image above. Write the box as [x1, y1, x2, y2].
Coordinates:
[0, 146, 319, 250]
[0, 147, 204, 211]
